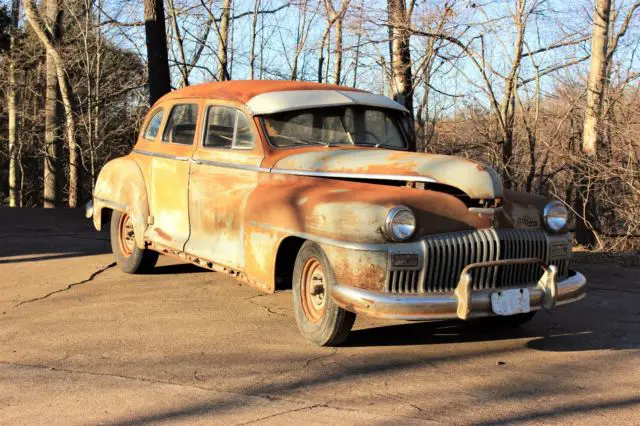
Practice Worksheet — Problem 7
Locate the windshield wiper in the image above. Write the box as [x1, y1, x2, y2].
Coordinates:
[276, 135, 330, 147]
[357, 141, 398, 149]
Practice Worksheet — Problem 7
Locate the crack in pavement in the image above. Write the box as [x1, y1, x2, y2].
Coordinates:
[246, 294, 286, 317]
[0, 361, 425, 422]
[301, 348, 338, 370]
[238, 404, 328, 424]
[14, 262, 117, 307]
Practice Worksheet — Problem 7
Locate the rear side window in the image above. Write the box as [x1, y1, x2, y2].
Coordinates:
[162, 104, 199, 145]
[143, 109, 163, 140]
[204, 106, 255, 149]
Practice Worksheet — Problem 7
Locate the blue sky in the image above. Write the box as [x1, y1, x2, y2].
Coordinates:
[6, 0, 640, 116]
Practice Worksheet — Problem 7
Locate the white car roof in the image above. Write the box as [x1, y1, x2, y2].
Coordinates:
[245, 90, 409, 115]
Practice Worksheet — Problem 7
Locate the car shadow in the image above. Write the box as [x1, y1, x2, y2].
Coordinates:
[149, 263, 209, 275]
[345, 320, 538, 347]
[344, 316, 639, 352]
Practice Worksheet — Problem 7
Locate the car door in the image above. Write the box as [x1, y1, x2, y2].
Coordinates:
[185, 101, 264, 270]
[146, 101, 201, 251]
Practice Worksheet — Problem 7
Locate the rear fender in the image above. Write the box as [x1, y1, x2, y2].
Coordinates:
[93, 156, 149, 249]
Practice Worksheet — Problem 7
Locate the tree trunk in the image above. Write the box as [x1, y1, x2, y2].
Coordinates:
[43, 0, 60, 208]
[352, 31, 361, 87]
[290, 0, 309, 81]
[144, 0, 171, 104]
[249, 0, 260, 79]
[333, 14, 343, 84]
[168, 0, 189, 86]
[23, 0, 79, 207]
[7, 0, 20, 207]
[217, 0, 231, 81]
[317, 26, 330, 82]
[387, 1, 413, 111]
[582, 0, 611, 156]
[387, 0, 414, 149]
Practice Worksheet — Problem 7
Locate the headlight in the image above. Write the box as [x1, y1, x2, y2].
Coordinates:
[543, 200, 569, 233]
[384, 206, 416, 242]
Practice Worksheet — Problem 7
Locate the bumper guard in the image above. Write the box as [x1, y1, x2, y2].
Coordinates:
[331, 258, 586, 321]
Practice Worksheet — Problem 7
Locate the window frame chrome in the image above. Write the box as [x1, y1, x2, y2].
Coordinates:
[161, 103, 200, 146]
[200, 104, 257, 151]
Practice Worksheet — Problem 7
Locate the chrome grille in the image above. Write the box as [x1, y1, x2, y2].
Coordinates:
[385, 229, 571, 294]
[388, 270, 420, 294]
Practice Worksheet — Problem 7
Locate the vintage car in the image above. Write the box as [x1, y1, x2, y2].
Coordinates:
[87, 80, 586, 346]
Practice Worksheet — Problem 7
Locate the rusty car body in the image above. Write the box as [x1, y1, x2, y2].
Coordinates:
[89, 80, 586, 346]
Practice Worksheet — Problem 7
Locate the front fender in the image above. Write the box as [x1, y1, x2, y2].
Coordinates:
[242, 174, 491, 291]
[93, 156, 149, 249]
[246, 174, 490, 244]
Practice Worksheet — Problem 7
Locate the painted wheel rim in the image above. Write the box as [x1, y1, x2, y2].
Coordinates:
[118, 213, 135, 258]
[300, 257, 327, 322]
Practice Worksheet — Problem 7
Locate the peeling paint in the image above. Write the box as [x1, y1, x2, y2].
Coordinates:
[91, 81, 574, 320]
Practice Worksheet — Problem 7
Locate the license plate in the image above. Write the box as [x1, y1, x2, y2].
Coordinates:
[491, 288, 531, 316]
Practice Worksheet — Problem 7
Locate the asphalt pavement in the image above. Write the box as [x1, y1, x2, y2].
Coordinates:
[1, 208, 639, 425]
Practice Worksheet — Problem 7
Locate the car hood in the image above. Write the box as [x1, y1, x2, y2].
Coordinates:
[271, 149, 503, 199]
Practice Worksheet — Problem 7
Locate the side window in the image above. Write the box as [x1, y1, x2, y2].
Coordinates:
[162, 104, 199, 145]
[204, 107, 236, 148]
[234, 112, 255, 149]
[204, 106, 255, 149]
[143, 109, 163, 140]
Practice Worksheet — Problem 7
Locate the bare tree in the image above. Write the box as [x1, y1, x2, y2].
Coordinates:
[144, 0, 171, 103]
[387, 0, 414, 116]
[249, 0, 260, 79]
[583, 0, 640, 156]
[290, 0, 318, 80]
[43, 0, 61, 207]
[23, 0, 79, 207]
[583, 0, 612, 157]
[216, 0, 232, 81]
[317, 0, 350, 83]
[7, 0, 20, 206]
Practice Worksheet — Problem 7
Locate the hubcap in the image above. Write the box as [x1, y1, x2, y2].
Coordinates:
[300, 257, 327, 322]
[118, 213, 135, 257]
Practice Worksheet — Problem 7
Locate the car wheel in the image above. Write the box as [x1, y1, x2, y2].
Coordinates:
[110, 210, 158, 274]
[292, 241, 356, 346]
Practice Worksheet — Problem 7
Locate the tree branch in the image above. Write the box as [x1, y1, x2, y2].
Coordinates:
[517, 55, 590, 87]
[520, 35, 589, 58]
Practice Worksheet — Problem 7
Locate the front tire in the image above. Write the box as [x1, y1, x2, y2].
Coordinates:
[110, 210, 158, 274]
[292, 241, 355, 346]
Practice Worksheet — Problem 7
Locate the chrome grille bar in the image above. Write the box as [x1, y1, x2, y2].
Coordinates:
[386, 229, 571, 294]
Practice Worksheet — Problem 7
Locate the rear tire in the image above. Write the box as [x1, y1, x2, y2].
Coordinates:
[292, 241, 356, 346]
[110, 210, 158, 274]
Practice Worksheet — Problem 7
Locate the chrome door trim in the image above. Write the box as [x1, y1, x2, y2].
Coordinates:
[270, 168, 438, 183]
[190, 158, 270, 172]
[133, 149, 189, 161]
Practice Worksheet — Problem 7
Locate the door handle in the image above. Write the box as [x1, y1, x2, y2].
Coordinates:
[190, 158, 202, 164]
[174, 156, 190, 162]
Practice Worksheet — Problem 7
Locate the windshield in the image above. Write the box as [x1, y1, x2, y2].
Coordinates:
[262, 106, 407, 149]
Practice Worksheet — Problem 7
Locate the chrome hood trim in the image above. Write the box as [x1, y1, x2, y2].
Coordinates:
[272, 149, 504, 199]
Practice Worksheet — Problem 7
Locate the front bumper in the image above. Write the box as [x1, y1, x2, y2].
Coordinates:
[331, 267, 586, 321]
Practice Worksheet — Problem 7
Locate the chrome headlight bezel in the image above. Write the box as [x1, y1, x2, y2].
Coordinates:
[543, 200, 569, 233]
[384, 206, 416, 242]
